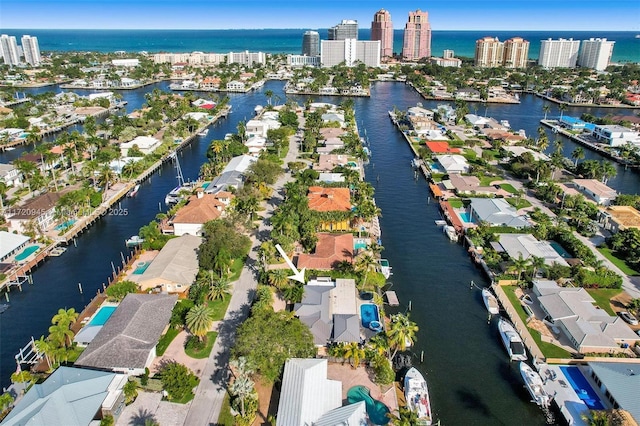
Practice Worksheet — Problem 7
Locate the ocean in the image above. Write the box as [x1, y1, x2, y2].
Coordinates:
[3, 29, 640, 63]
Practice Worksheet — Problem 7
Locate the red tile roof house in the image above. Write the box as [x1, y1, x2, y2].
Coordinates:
[425, 141, 461, 154]
[296, 233, 354, 271]
[307, 186, 351, 212]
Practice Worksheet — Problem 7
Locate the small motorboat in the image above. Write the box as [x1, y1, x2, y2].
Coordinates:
[197, 128, 209, 136]
[482, 288, 499, 315]
[127, 184, 140, 197]
[404, 367, 432, 425]
[520, 362, 551, 408]
[125, 235, 144, 247]
[49, 246, 67, 256]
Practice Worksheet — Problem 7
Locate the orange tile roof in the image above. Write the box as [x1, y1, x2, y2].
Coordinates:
[172, 194, 224, 224]
[425, 141, 461, 154]
[307, 186, 351, 212]
[296, 233, 354, 270]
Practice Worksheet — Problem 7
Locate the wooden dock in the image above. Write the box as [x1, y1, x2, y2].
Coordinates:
[385, 290, 400, 306]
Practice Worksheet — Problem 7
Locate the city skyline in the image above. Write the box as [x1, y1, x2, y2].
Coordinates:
[0, 0, 638, 31]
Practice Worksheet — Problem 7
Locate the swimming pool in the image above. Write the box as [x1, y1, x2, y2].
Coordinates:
[459, 212, 474, 223]
[560, 366, 605, 410]
[15, 245, 39, 261]
[550, 241, 572, 259]
[133, 261, 150, 274]
[360, 303, 381, 329]
[89, 306, 117, 326]
[347, 386, 390, 425]
[354, 238, 367, 250]
[55, 220, 76, 231]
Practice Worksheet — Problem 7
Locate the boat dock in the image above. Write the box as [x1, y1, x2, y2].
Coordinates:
[385, 290, 399, 306]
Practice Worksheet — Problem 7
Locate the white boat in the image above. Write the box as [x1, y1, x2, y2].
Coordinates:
[197, 128, 209, 136]
[125, 235, 144, 247]
[498, 317, 527, 361]
[443, 225, 457, 242]
[434, 220, 447, 227]
[411, 157, 422, 169]
[378, 259, 393, 279]
[127, 184, 140, 197]
[164, 154, 197, 205]
[404, 367, 432, 426]
[482, 288, 499, 315]
[4, 147, 15, 151]
[500, 120, 511, 129]
[519, 362, 551, 408]
[49, 247, 67, 257]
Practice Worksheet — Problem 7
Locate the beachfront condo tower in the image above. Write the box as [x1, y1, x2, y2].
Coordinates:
[475, 37, 504, 67]
[0, 34, 20, 66]
[538, 38, 580, 69]
[578, 38, 615, 71]
[503, 37, 530, 68]
[402, 9, 431, 60]
[320, 39, 380, 67]
[371, 9, 394, 59]
[328, 20, 358, 40]
[302, 31, 320, 57]
[21, 35, 41, 66]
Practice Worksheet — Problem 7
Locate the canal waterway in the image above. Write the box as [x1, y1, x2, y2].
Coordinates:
[0, 81, 638, 423]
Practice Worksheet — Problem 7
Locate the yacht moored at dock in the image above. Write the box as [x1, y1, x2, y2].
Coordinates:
[125, 235, 144, 247]
[197, 128, 209, 137]
[482, 288, 499, 315]
[498, 317, 527, 361]
[519, 362, 551, 408]
[404, 367, 433, 425]
[378, 259, 392, 279]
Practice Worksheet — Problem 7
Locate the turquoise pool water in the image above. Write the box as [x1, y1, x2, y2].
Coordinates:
[360, 303, 380, 329]
[89, 306, 117, 326]
[550, 241, 572, 258]
[560, 366, 605, 410]
[347, 386, 390, 425]
[459, 212, 474, 223]
[55, 220, 76, 231]
[15, 245, 39, 261]
[354, 239, 367, 250]
[133, 261, 150, 274]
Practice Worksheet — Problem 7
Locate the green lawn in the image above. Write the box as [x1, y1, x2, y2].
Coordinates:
[499, 183, 519, 194]
[586, 288, 623, 316]
[217, 392, 236, 426]
[132, 377, 163, 392]
[505, 197, 532, 209]
[156, 327, 180, 356]
[208, 296, 231, 321]
[597, 248, 640, 276]
[447, 198, 463, 208]
[185, 331, 218, 359]
[228, 258, 246, 281]
[503, 286, 572, 359]
[479, 176, 498, 186]
[482, 149, 500, 161]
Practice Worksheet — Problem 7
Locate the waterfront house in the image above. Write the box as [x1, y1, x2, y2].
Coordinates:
[307, 186, 352, 231]
[0, 163, 21, 186]
[597, 205, 640, 233]
[75, 294, 178, 375]
[447, 174, 498, 196]
[168, 192, 228, 236]
[502, 146, 550, 161]
[294, 278, 359, 346]
[313, 154, 350, 172]
[436, 155, 470, 174]
[226, 80, 246, 91]
[0, 366, 128, 426]
[572, 179, 617, 206]
[321, 113, 346, 127]
[592, 124, 640, 147]
[133, 235, 201, 293]
[204, 154, 257, 194]
[0, 231, 30, 263]
[468, 198, 530, 228]
[7, 191, 63, 234]
[424, 141, 461, 154]
[296, 233, 354, 271]
[532, 280, 638, 353]
[244, 136, 267, 156]
[495, 234, 569, 267]
[317, 173, 345, 184]
[119, 136, 161, 157]
[276, 358, 366, 426]
[586, 362, 640, 423]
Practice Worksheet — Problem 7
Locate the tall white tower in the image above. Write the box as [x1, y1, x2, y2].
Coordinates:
[578, 38, 615, 71]
[21, 35, 41, 66]
[0, 34, 21, 66]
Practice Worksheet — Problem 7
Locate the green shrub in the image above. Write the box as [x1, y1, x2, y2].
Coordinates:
[185, 335, 205, 352]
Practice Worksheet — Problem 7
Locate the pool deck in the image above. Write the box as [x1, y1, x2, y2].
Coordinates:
[537, 364, 594, 426]
[123, 250, 159, 282]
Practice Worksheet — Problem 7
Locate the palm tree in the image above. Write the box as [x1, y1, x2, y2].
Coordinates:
[508, 253, 530, 281]
[387, 313, 419, 360]
[558, 103, 567, 120]
[48, 323, 74, 349]
[52, 308, 79, 328]
[599, 160, 617, 185]
[355, 252, 378, 289]
[529, 256, 546, 279]
[228, 374, 255, 418]
[342, 342, 365, 369]
[281, 283, 304, 304]
[268, 269, 289, 290]
[542, 104, 551, 120]
[208, 275, 232, 301]
[264, 89, 274, 106]
[571, 146, 585, 167]
[123, 380, 138, 404]
[185, 304, 214, 342]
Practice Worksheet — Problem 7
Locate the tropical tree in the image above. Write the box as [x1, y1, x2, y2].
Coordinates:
[52, 308, 79, 329]
[529, 255, 547, 279]
[542, 104, 551, 120]
[229, 357, 255, 418]
[508, 253, 530, 281]
[386, 313, 419, 360]
[342, 342, 365, 369]
[355, 253, 378, 289]
[558, 103, 567, 120]
[185, 304, 214, 342]
[34, 335, 55, 369]
[571, 146, 585, 167]
[387, 406, 420, 426]
[599, 160, 617, 185]
[267, 269, 289, 290]
[123, 379, 138, 404]
[208, 275, 232, 301]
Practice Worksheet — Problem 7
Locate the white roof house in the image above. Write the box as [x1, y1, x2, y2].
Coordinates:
[119, 136, 161, 157]
[1, 366, 128, 426]
[183, 111, 208, 121]
[436, 154, 470, 174]
[469, 198, 530, 228]
[0, 231, 30, 262]
[587, 362, 640, 422]
[464, 114, 490, 126]
[572, 179, 617, 206]
[503, 146, 550, 162]
[224, 154, 257, 174]
[276, 359, 342, 426]
[245, 136, 267, 156]
[496, 234, 569, 266]
[532, 280, 639, 353]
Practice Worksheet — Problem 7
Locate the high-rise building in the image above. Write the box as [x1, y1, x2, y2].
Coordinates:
[402, 9, 431, 60]
[371, 9, 393, 59]
[503, 37, 529, 68]
[474, 37, 504, 67]
[328, 20, 358, 40]
[21, 35, 41, 66]
[538, 38, 580, 69]
[578, 38, 615, 71]
[0, 34, 20, 66]
[302, 31, 320, 57]
[443, 49, 455, 59]
[430, 50, 461, 67]
[320, 39, 380, 67]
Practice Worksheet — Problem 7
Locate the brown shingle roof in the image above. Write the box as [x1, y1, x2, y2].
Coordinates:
[296, 233, 354, 270]
[172, 194, 224, 224]
[9, 192, 62, 219]
[307, 187, 351, 212]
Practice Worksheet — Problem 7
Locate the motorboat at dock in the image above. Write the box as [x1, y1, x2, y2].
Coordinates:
[498, 317, 527, 361]
[482, 288, 499, 315]
[404, 367, 433, 425]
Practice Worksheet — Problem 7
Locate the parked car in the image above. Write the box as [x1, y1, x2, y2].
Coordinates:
[619, 311, 639, 326]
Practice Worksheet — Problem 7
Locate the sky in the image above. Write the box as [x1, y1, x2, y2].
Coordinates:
[0, 0, 639, 31]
